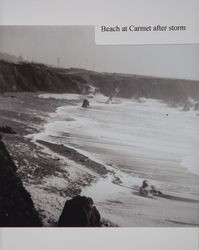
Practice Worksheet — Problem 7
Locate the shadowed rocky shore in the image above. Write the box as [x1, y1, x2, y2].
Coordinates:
[0, 135, 106, 227]
[0, 136, 42, 227]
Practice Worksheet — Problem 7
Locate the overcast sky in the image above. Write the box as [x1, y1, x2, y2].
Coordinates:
[0, 26, 198, 80]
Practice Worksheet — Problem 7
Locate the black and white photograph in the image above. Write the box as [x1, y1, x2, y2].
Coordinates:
[0, 26, 199, 227]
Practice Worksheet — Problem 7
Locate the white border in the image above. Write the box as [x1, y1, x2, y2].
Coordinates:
[0, 1, 198, 249]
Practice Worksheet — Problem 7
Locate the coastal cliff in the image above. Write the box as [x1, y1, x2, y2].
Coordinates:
[0, 59, 199, 106]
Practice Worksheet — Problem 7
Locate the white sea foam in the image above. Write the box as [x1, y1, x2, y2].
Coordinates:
[39, 93, 81, 100]
[34, 94, 199, 176]
[181, 155, 199, 176]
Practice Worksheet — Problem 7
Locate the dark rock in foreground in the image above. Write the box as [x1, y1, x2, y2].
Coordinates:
[58, 195, 101, 227]
[0, 126, 16, 134]
[0, 138, 42, 227]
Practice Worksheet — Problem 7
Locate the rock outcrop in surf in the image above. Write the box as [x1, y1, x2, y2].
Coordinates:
[81, 99, 90, 108]
[0, 137, 42, 227]
[58, 195, 101, 227]
[139, 180, 162, 197]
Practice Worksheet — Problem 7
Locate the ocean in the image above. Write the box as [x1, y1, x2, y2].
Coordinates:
[33, 93, 199, 226]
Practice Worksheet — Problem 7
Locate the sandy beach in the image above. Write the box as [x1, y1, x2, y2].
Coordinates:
[0, 92, 199, 226]
[0, 92, 99, 225]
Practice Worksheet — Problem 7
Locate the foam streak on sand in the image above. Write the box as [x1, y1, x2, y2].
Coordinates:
[34, 93, 199, 226]
[38, 93, 82, 101]
[181, 155, 199, 176]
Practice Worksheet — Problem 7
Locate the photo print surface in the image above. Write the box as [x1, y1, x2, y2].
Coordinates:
[0, 26, 199, 227]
